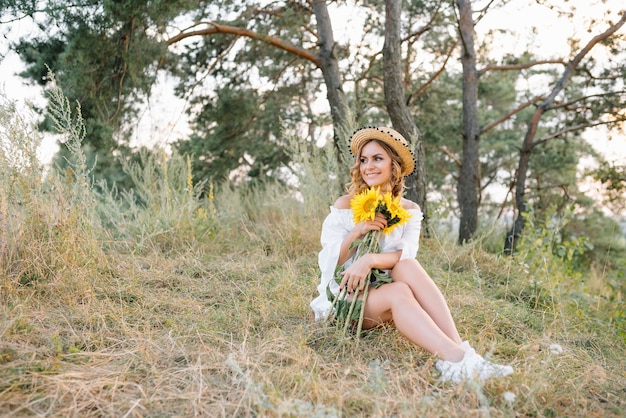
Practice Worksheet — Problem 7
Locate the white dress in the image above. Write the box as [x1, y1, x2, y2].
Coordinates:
[310, 206, 423, 321]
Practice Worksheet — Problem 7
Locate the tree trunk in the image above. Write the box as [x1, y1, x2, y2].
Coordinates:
[504, 107, 540, 254]
[455, 0, 480, 244]
[505, 11, 626, 254]
[311, 0, 352, 190]
[383, 0, 428, 225]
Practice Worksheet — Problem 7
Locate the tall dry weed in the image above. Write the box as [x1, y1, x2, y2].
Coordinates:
[96, 149, 216, 255]
[0, 83, 104, 298]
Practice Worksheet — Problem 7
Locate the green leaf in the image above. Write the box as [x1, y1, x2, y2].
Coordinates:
[349, 238, 364, 251]
[335, 299, 363, 322]
[326, 285, 336, 304]
[370, 268, 392, 288]
[333, 262, 350, 285]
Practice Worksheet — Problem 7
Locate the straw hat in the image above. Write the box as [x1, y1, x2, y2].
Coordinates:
[349, 126, 415, 177]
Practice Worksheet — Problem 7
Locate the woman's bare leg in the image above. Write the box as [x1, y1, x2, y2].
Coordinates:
[391, 258, 462, 344]
[361, 282, 465, 362]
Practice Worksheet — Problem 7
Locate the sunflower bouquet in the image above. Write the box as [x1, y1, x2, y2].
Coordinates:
[327, 187, 412, 337]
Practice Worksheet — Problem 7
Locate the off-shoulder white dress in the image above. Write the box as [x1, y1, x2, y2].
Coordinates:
[310, 206, 423, 321]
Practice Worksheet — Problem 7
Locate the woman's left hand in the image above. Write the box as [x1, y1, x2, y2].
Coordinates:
[339, 254, 372, 293]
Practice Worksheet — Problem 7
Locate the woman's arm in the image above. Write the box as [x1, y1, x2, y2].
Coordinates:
[340, 250, 401, 293]
[337, 212, 389, 265]
[337, 228, 362, 265]
[351, 251, 401, 274]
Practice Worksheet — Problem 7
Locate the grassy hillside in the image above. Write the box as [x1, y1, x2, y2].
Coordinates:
[1, 94, 625, 417]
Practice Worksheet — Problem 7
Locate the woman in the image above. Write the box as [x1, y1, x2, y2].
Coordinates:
[310, 126, 513, 384]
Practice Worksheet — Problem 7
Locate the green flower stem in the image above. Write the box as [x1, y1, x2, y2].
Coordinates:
[356, 279, 370, 338]
[347, 229, 380, 338]
[329, 286, 346, 322]
[343, 287, 361, 336]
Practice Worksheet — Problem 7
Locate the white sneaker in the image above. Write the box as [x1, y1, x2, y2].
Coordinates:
[436, 342, 513, 384]
[460, 340, 472, 351]
[475, 357, 514, 381]
[435, 352, 475, 384]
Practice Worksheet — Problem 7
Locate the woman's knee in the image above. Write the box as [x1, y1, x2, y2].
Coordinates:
[369, 281, 413, 305]
[386, 281, 414, 300]
[364, 282, 422, 326]
[392, 258, 426, 282]
[398, 258, 420, 267]
[395, 258, 424, 272]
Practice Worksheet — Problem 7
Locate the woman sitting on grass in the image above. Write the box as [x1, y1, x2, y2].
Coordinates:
[310, 126, 513, 384]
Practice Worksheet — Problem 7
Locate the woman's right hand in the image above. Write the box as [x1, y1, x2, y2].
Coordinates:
[354, 212, 388, 237]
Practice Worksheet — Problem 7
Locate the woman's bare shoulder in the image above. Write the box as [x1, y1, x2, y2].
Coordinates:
[333, 195, 352, 209]
[401, 198, 420, 210]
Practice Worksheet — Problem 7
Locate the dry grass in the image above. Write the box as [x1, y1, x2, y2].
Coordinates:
[1, 95, 625, 417]
[2, 220, 625, 417]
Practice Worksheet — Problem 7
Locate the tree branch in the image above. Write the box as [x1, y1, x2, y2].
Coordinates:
[408, 41, 458, 104]
[167, 22, 321, 67]
[403, 5, 439, 43]
[546, 90, 626, 111]
[478, 59, 566, 77]
[439, 145, 462, 167]
[474, 0, 498, 24]
[533, 117, 626, 147]
[480, 96, 543, 135]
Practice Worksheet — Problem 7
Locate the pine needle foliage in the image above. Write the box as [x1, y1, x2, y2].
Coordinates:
[1, 89, 625, 417]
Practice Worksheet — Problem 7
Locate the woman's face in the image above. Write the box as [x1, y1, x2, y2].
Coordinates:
[359, 141, 393, 190]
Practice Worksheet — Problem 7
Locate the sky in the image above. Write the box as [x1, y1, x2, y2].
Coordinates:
[1, 0, 625, 168]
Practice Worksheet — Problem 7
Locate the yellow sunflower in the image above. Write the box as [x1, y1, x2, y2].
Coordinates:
[351, 188, 381, 223]
[381, 192, 411, 234]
